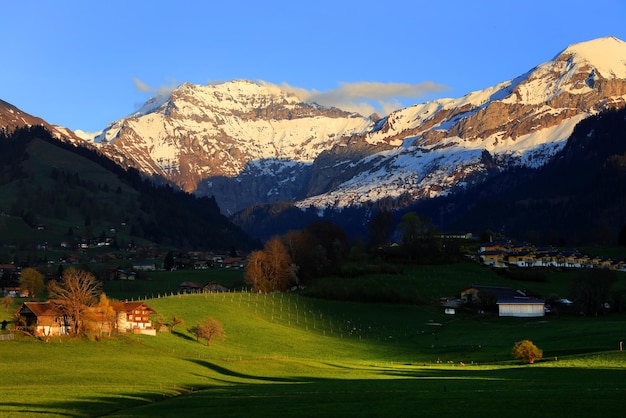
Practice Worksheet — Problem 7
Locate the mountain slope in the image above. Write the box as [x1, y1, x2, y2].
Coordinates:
[444, 106, 626, 245]
[298, 36, 626, 208]
[0, 99, 87, 144]
[0, 125, 257, 252]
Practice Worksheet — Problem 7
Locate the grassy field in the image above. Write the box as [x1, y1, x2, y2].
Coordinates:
[2, 277, 626, 417]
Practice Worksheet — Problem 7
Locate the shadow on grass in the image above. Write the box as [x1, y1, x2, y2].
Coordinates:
[8, 365, 626, 417]
[187, 359, 299, 382]
[0, 389, 205, 418]
[171, 330, 196, 342]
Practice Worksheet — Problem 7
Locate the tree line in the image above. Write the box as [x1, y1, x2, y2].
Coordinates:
[243, 212, 463, 293]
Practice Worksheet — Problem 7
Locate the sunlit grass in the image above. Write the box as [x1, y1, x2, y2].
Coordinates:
[2, 292, 626, 417]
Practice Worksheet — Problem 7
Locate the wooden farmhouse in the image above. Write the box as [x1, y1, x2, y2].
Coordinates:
[179, 281, 203, 293]
[203, 281, 229, 293]
[110, 301, 157, 335]
[179, 281, 230, 293]
[15, 300, 157, 337]
[15, 301, 70, 337]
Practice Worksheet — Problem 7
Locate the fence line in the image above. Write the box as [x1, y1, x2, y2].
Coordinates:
[0, 334, 14, 341]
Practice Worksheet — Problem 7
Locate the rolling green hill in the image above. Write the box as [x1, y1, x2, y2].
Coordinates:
[2, 290, 626, 417]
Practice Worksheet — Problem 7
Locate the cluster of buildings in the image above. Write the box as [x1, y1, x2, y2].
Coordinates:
[477, 241, 626, 270]
[441, 285, 549, 318]
[14, 300, 157, 337]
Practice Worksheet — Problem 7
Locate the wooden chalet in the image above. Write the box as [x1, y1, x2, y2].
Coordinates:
[203, 281, 229, 293]
[194, 260, 211, 270]
[478, 250, 506, 267]
[221, 257, 244, 269]
[179, 281, 203, 293]
[110, 301, 156, 335]
[15, 301, 70, 337]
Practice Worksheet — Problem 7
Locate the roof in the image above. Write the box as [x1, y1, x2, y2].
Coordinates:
[462, 285, 541, 301]
[497, 299, 545, 305]
[179, 281, 203, 288]
[17, 301, 67, 317]
[110, 301, 155, 313]
[203, 281, 229, 288]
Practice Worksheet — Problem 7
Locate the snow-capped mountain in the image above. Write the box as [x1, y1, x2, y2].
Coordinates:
[92, 80, 373, 204]
[89, 36, 626, 214]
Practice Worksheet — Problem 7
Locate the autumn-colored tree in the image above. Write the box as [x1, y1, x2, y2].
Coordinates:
[2, 295, 13, 312]
[512, 340, 543, 364]
[151, 313, 167, 333]
[47, 268, 102, 336]
[188, 317, 225, 346]
[170, 314, 184, 332]
[245, 250, 270, 292]
[96, 293, 117, 336]
[19, 268, 44, 298]
[245, 236, 296, 292]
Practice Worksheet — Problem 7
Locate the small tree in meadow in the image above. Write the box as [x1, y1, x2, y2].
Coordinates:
[512, 340, 543, 364]
[2, 295, 13, 312]
[170, 314, 183, 332]
[152, 314, 167, 333]
[188, 317, 225, 347]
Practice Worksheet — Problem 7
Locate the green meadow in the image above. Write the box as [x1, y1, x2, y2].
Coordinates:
[2, 264, 626, 417]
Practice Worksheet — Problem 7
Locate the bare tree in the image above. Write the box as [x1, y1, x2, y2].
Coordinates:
[188, 317, 225, 346]
[47, 268, 102, 336]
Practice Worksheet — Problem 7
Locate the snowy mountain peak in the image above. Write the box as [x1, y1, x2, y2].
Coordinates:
[556, 36, 626, 78]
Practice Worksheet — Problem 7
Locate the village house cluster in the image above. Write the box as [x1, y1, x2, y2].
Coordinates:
[14, 300, 156, 337]
[477, 241, 626, 270]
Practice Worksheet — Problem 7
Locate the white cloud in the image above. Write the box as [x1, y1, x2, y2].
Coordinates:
[131, 78, 451, 117]
[272, 80, 451, 116]
[132, 77, 178, 98]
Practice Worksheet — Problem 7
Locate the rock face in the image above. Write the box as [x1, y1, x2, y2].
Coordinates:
[298, 36, 626, 208]
[92, 80, 372, 213]
[89, 37, 626, 213]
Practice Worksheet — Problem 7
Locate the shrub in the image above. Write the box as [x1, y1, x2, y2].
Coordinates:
[512, 339, 543, 364]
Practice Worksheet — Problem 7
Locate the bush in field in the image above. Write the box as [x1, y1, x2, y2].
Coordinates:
[188, 317, 225, 347]
[512, 340, 543, 364]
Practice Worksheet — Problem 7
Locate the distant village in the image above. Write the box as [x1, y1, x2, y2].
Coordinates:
[476, 241, 626, 271]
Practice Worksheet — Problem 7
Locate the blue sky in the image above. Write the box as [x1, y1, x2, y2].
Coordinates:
[2, 0, 626, 132]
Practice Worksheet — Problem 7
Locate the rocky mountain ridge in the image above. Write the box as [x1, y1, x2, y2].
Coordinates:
[91, 80, 373, 201]
[298, 36, 626, 208]
[0, 99, 84, 143]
